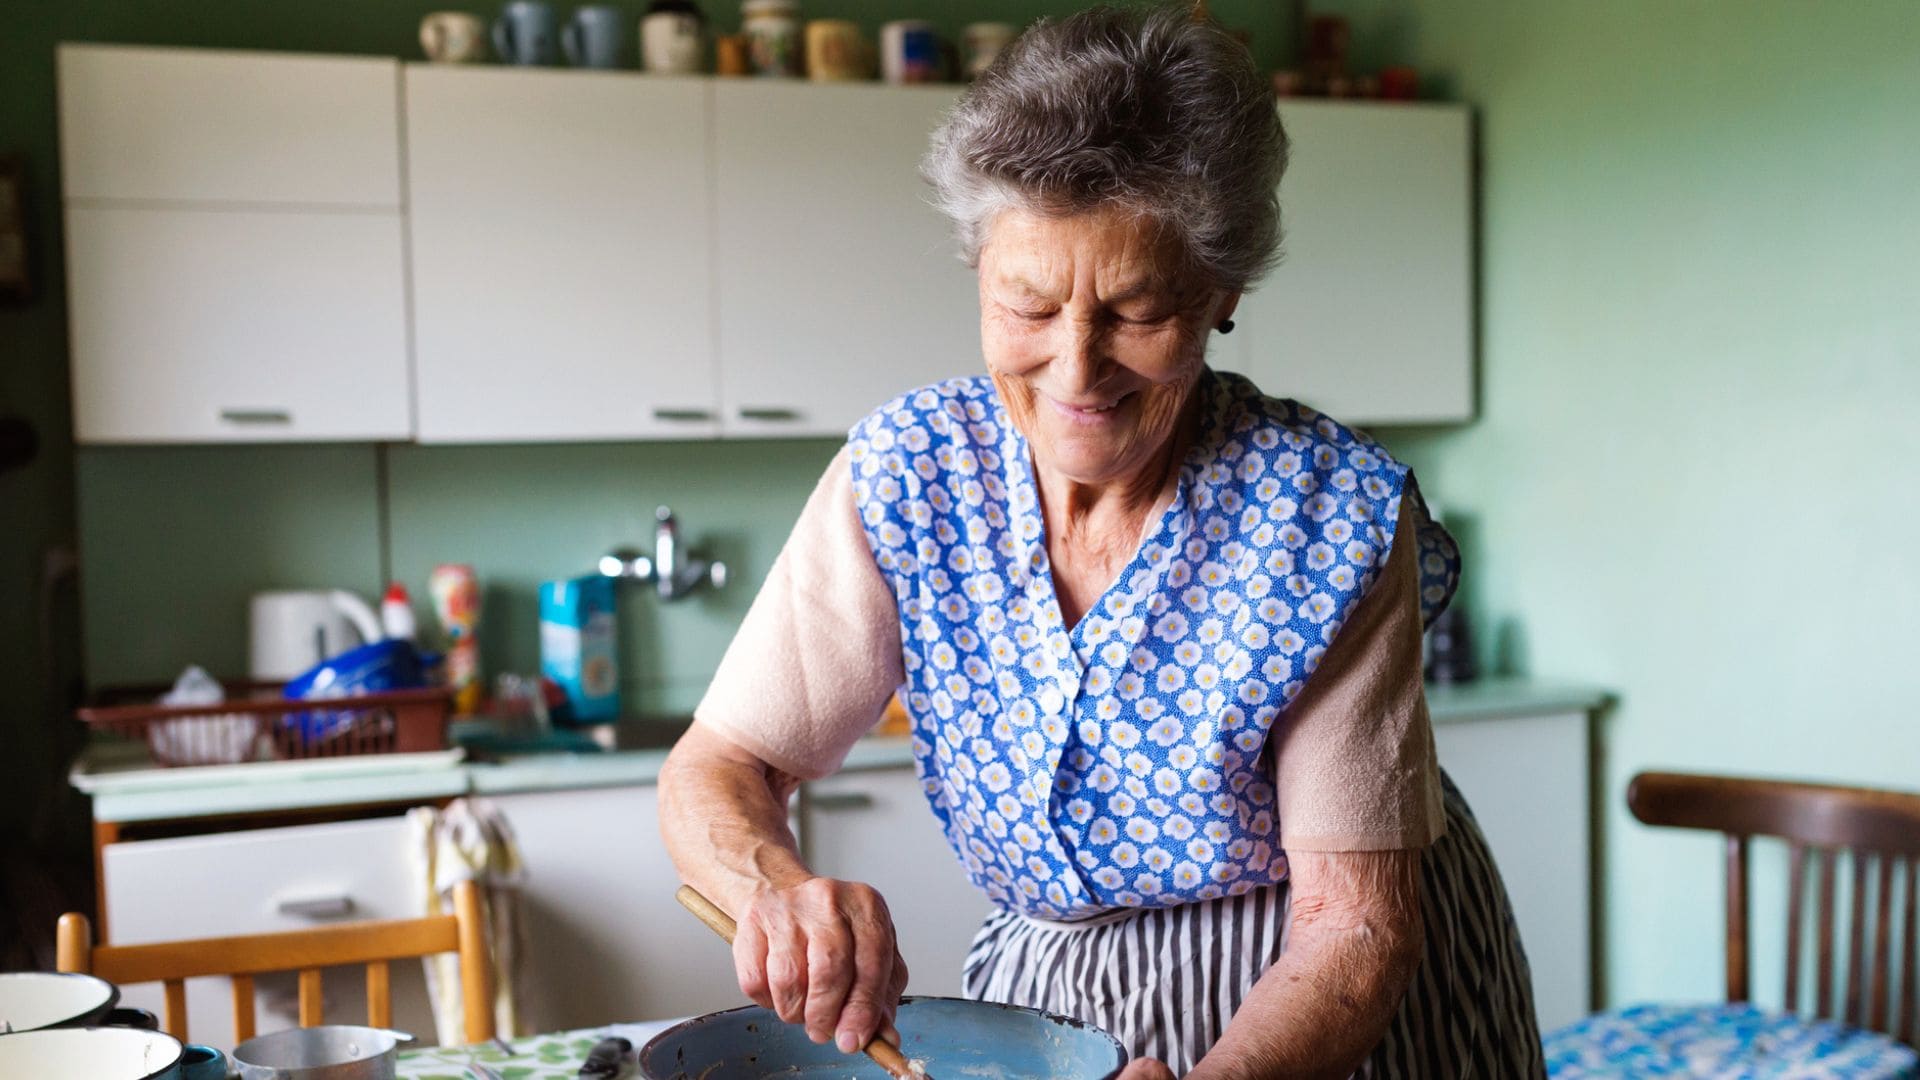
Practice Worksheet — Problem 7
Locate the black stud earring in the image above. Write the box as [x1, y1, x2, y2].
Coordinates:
[1217, 319, 1236, 334]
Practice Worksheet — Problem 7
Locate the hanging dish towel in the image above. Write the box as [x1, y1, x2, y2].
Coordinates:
[408, 797, 527, 1044]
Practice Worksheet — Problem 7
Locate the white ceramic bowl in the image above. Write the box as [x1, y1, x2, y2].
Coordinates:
[0, 971, 118, 1032]
[0, 1025, 185, 1079]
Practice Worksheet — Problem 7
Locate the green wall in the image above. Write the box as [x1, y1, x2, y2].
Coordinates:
[20, 0, 1920, 1016]
[1320, 0, 1920, 1010]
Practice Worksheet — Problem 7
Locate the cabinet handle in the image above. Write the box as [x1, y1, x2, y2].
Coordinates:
[652, 407, 714, 422]
[736, 407, 801, 422]
[809, 792, 875, 811]
[276, 894, 356, 920]
[219, 408, 292, 425]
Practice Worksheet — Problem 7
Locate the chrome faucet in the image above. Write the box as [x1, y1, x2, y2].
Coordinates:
[598, 506, 727, 602]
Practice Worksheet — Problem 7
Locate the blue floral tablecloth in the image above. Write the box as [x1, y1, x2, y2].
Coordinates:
[396, 1021, 677, 1079]
[1545, 1003, 1920, 1078]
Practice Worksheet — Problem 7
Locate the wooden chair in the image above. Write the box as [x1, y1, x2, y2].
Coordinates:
[1542, 771, 1920, 1077]
[56, 878, 494, 1045]
[1626, 771, 1920, 1043]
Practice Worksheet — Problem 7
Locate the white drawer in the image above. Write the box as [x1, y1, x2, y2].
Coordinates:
[102, 816, 438, 1047]
[104, 816, 419, 944]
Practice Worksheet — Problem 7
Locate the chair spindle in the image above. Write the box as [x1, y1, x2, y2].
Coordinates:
[231, 973, 256, 1042]
[1847, 852, 1868, 1025]
[1901, 857, 1917, 1047]
[367, 960, 392, 1029]
[1817, 847, 1837, 1018]
[163, 978, 187, 1038]
[298, 968, 324, 1026]
[1725, 833, 1749, 1002]
[1785, 842, 1806, 1012]
[1869, 854, 1893, 1032]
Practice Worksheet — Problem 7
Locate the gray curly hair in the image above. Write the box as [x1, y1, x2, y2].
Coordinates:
[922, 4, 1288, 292]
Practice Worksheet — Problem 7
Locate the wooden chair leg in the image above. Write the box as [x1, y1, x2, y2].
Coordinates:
[232, 974, 257, 1043]
[453, 879, 496, 1043]
[55, 913, 93, 974]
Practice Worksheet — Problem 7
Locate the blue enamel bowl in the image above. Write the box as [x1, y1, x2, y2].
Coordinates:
[640, 996, 1126, 1079]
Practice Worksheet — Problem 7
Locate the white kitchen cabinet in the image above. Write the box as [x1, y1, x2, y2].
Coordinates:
[495, 769, 987, 1031]
[804, 768, 994, 998]
[712, 82, 980, 438]
[65, 206, 412, 442]
[1219, 101, 1473, 424]
[58, 45, 411, 443]
[405, 67, 719, 442]
[56, 45, 401, 207]
[490, 785, 746, 1030]
[1432, 708, 1591, 1033]
[102, 816, 436, 1049]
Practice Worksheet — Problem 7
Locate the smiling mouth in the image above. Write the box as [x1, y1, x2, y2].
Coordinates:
[1049, 392, 1131, 419]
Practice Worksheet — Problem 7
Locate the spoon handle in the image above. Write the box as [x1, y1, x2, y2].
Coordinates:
[673, 885, 926, 1079]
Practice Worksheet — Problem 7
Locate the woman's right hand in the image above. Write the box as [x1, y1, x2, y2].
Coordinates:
[732, 874, 911, 1054]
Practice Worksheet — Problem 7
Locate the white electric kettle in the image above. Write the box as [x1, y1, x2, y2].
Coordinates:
[249, 590, 385, 682]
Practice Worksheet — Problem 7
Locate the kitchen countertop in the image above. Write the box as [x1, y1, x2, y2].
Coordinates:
[76, 676, 1608, 826]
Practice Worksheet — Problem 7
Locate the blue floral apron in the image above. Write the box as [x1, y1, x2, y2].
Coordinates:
[849, 370, 1459, 920]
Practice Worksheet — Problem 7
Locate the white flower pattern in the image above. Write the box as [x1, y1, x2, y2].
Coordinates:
[852, 371, 1459, 919]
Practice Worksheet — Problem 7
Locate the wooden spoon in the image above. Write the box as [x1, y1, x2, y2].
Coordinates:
[674, 884, 928, 1079]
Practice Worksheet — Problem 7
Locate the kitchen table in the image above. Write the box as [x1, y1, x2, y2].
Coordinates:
[397, 1020, 679, 1078]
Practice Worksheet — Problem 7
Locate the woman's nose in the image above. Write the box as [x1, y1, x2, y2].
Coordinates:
[1051, 318, 1108, 388]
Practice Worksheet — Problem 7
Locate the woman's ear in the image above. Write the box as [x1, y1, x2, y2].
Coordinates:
[1215, 289, 1243, 330]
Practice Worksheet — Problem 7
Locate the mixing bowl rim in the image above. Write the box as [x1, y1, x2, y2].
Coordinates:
[638, 994, 1126, 1079]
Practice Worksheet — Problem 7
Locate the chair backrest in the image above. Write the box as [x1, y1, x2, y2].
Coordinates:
[55, 878, 494, 1045]
[1629, 771, 1920, 1044]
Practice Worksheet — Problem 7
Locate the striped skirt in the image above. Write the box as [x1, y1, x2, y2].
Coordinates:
[962, 773, 1545, 1077]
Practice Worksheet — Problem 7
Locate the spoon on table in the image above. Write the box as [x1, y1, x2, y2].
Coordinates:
[674, 884, 929, 1080]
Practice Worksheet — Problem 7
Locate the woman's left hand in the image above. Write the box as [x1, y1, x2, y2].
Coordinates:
[1119, 1058, 1177, 1080]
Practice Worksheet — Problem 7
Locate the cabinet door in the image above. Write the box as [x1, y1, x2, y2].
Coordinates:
[1432, 711, 1590, 1032]
[66, 205, 412, 442]
[713, 82, 980, 438]
[406, 67, 718, 442]
[1219, 102, 1472, 424]
[491, 786, 747, 1028]
[103, 816, 435, 1049]
[57, 45, 400, 207]
[805, 769, 993, 997]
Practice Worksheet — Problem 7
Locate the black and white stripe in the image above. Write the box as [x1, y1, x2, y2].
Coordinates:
[963, 773, 1545, 1077]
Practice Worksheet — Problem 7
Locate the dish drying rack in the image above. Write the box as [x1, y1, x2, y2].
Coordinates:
[78, 680, 454, 767]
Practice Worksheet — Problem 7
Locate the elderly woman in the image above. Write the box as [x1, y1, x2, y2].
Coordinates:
[661, 6, 1541, 1076]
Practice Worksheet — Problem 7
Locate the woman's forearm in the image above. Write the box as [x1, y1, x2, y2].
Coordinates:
[659, 721, 911, 1051]
[657, 721, 813, 916]
[1188, 850, 1424, 1080]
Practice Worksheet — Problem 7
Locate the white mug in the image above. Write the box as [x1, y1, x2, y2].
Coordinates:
[641, 11, 706, 74]
[420, 11, 489, 63]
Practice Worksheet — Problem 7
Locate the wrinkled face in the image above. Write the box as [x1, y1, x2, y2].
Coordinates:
[979, 205, 1238, 489]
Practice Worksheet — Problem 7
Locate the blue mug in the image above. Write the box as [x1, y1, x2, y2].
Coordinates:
[563, 5, 629, 68]
[180, 1043, 228, 1080]
[493, 1, 558, 64]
